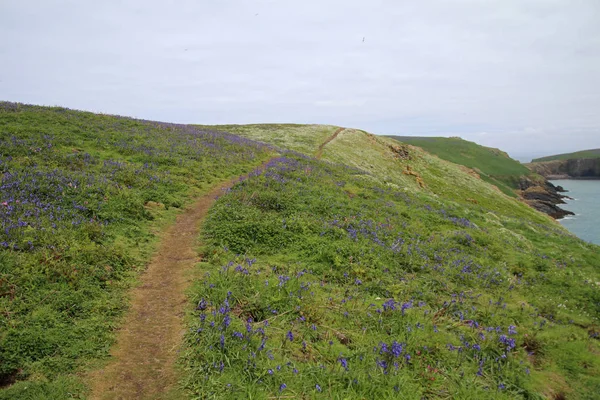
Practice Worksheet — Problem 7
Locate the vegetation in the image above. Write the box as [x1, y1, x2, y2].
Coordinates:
[533, 149, 600, 162]
[217, 126, 540, 216]
[1, 105, 599, 399]
[182, 154, 600, 399]
[0, 102, 272, 397]
[177, 125, 600, 399]
[387, 136, 538, 197]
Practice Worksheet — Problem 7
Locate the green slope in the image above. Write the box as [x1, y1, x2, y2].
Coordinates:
[196, 123, 600, 398]
[387, 136, 538, 197]
[533, 148, 600, 162]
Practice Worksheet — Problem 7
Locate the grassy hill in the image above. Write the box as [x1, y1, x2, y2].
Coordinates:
[533, 149, 600, 162]
[1, 105, 599, 399]
[386, 136, 539, 197]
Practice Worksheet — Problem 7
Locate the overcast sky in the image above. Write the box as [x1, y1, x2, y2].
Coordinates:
[1, 0, 599, 161]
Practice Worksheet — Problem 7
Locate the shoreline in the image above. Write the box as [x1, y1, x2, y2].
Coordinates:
[547, 176, 600, 181]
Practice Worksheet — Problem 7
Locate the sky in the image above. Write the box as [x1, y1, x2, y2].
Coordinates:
[1, 0, 599, 162]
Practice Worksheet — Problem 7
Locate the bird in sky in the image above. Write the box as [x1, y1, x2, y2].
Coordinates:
[362, 37, 365, 42]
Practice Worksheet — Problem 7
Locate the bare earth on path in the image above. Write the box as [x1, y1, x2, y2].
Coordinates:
[315, 127, 345, 159]
[88, 162, 271, 400]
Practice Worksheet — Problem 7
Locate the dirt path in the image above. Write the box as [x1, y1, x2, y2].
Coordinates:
[88, 160, 273, 400]
[315, 127, 345, 159]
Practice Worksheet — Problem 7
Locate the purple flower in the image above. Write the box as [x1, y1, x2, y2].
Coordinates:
[279, 383, 287, 392]
[379, 342, 389, 354]
[391, 341, 403, 357]
[316, 384, 322, 392]
[499, 335, 516, 351]
[338, 357, 349, 370]
[286, 330, 294, 341]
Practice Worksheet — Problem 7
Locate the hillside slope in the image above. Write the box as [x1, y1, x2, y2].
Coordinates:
[386, 136, 572, 218]
[387, 136, 532, 197]
[186, 123, 600, 399]
[211, 126, 541, 219]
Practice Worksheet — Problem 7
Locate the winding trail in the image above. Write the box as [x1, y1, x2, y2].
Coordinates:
[315, 127, 345, 159]
[88, 159, 274, 400]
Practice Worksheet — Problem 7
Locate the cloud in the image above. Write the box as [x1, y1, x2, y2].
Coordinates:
[1, 0, 598, 158]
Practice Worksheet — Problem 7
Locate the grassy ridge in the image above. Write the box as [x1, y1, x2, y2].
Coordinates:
[532, 149, 600, 162]
[0, 102, 272, 397]
[387, 136, 537, 197]
[215, 125, 547, 221]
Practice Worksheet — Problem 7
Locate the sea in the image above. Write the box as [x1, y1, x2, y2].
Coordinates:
[550, 180, 600, 245]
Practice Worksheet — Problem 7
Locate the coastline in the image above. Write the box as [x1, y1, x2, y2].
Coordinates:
[546, 175, 600, 180]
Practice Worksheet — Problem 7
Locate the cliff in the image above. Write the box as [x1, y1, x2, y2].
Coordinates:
[527, 158, 600, 179]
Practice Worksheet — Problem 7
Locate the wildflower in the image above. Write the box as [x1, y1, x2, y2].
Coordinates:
[316, 384, 322, 392]
[232, 331, 243, 339]
[508, 325, 517, 335]
[279, 383, 287, 392]
[286, 330, 294, 341]
[196, 298, 207, 310]
[499, 335, 516, 351]
[338, 357, 349, 370]
[379, 342, 389, 354]
[391, 341, 403, 357]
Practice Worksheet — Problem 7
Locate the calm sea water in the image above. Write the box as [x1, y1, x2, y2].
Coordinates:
[550, 180, 600, 245]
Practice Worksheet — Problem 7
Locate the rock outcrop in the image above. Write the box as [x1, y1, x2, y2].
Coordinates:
[517, 177, 574, 219]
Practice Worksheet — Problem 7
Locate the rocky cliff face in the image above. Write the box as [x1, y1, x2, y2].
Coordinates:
[517, 177, 574, 219]
[527, 158, 600, 179]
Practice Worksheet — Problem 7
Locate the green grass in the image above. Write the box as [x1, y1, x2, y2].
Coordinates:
[532, 149, 600, 162]
[217, 125, 548, 221]
[387, 136, 538, 197]
[0, 102, 273, 397]
[179, 125, 600, 399]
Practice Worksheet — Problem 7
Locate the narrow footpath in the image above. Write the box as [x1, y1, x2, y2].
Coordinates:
[315, 127, 345, 159]
[88, 160, 273, 400]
